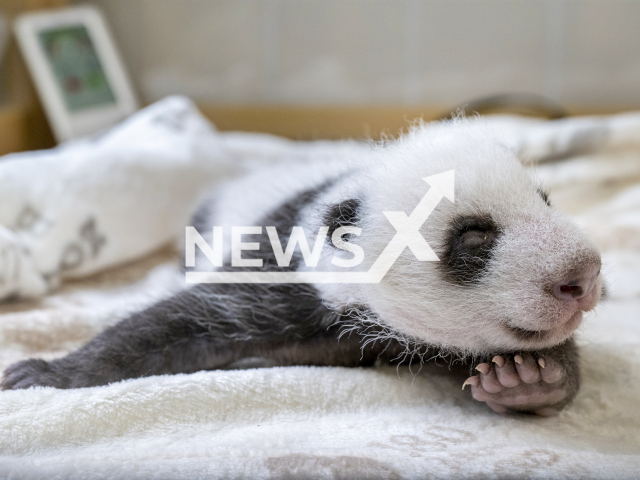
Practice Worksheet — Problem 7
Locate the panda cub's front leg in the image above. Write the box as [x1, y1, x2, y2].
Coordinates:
[463, 338, 580, 416]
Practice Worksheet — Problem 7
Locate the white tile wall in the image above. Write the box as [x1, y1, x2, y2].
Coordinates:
[562, 0, 640, 107]
[272, 0, 407, 104]
[79, 0, 640, 108]
[409, 0, 547, 105]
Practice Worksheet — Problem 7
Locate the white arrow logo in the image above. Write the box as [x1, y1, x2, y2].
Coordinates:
[186, 170, 454, 284]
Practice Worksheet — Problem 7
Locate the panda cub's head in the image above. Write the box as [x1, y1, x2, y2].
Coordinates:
[320, 119, 602, 355]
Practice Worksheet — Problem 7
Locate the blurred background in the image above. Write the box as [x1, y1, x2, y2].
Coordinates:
[85, 0, 640, 109]
[1, 0, 640, 150]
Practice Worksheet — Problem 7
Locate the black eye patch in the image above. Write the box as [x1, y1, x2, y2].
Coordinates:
[440, 215, 500, 285]
[537, 188, 551, 207]
[324, 199, 361, 244]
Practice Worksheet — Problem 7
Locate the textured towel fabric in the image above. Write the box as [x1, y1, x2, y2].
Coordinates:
[0, 244, 638, 479]
[1, 110, 640, 478]
[0, 96, 234, 301]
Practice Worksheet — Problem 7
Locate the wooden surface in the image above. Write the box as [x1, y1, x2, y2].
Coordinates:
[0, 0, 67, 17]
[0, 104, 28, 154]
[198, 105, 447, 140]
[0, 0, 67, 154]
[0, 102, 54, 155]
[198, 104, 638, 141]
[1, 102, 639, 156]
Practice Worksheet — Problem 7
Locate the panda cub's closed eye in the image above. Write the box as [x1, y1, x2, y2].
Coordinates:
[460, 229, 493, 249]
[441, 215, 500, 285]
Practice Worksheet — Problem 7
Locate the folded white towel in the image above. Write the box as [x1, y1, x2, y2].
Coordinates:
[0, 96, 237, 300]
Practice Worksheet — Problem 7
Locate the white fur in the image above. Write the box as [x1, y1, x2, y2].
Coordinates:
[210, 118, 603, 355]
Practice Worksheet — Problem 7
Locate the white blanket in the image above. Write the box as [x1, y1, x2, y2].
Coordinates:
[1, 103, 640, 478]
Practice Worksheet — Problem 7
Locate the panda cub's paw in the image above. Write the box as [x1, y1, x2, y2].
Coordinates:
[1, 358, 69, 390]
[462, 353, 569, 416]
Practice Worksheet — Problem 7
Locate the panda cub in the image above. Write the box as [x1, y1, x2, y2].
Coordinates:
[1, 119, 603, 416]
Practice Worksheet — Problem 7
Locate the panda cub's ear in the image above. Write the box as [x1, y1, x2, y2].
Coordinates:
[537, 188, 552, 207]
[324, 199, 361, 243]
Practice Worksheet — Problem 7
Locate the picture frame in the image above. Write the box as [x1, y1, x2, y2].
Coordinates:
[14, 5, 138, 142]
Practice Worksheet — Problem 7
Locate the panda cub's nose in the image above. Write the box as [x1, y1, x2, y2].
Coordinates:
[553, 270, 600, 301]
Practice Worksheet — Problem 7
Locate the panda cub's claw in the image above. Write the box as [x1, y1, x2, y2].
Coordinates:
[463, 354, 568, 416]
